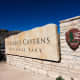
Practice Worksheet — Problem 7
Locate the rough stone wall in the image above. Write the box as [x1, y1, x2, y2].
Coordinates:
[60, 16, 80, 80]
[7, 54, 71, 80]
[6, 17, 80, 80]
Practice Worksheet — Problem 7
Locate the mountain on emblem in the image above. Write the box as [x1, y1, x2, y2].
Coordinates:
[65, 28, 80, 50]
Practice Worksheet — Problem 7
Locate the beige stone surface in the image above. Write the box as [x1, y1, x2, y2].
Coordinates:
[6, 55, 72, 80]
[60, 16, 80, 80]
[60, 17, 80, 56]
[5, 24, 59, 61]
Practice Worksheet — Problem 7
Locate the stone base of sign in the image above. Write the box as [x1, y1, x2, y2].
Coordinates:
[6, 54, 80, 80]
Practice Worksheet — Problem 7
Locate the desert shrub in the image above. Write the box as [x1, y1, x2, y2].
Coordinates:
[56, 76, 64, 80]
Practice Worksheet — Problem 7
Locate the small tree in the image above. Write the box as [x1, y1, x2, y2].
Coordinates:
[56, 76, 64, 80]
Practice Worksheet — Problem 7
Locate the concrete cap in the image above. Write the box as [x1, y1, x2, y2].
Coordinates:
[60, 16, 80, 23]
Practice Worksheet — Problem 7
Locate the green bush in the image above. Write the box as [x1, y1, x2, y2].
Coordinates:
[56, 76, 64, 80]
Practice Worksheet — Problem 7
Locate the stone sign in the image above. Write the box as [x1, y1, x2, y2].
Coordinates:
[59, 16, 80, 80]
[5, 24, 59, 61]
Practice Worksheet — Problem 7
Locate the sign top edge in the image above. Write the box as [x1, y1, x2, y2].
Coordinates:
[60, 16, 80, 23]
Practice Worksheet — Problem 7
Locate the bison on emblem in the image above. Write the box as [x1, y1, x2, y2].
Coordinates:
[66, 28, 80, 50]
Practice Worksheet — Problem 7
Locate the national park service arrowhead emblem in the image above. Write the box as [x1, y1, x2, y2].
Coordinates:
[65, 28, 80, 50]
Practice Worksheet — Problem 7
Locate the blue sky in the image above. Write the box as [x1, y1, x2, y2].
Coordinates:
[0, 0, 80, 33]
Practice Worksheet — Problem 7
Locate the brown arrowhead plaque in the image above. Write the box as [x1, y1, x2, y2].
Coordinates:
[65, 28, 80, 50]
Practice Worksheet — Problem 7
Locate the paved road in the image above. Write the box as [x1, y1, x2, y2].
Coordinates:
[0, 62, 32, 80]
